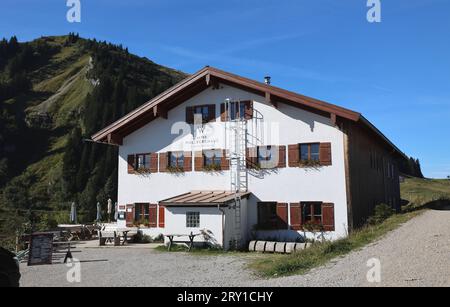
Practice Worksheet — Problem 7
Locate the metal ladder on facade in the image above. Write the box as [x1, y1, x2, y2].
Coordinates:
[225, 99, 248, 249]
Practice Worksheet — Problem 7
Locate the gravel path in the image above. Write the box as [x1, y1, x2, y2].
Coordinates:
[20, 208, 450, 287]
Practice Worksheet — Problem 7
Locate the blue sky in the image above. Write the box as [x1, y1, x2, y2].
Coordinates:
[1, 0, 449, 178]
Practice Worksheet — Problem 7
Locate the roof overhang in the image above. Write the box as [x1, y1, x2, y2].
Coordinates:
[91, 66, 405, 160]
[160, 191, 251, 207]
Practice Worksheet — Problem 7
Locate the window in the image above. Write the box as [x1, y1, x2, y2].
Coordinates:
[258, 146, 273, 162]
[300, 143, 320, 162]
[221, 101, 252, 121]
[135, 203, 149, 223]
[301, 202, 323, 225]
[228, 101, 247, 120]
[186, 212, 200, 228]
[204, 150, 222, 167]
[194, 105, 210, 123]
[136, 154, 151, 170]
[169, 151, 184, 168]
[187, 105, 215, 124]
[257, 202, 278, 229]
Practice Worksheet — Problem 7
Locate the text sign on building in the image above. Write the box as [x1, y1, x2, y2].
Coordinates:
[27, 233, 54, 266]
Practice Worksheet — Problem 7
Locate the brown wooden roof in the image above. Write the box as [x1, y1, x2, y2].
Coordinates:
[91, 66, 405, 158]
[160, 191, 251, 207]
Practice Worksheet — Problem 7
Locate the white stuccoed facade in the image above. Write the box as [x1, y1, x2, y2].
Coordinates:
[116, 84, 348, 248]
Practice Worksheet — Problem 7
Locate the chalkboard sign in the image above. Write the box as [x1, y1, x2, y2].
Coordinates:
[27, 233, 54, 266]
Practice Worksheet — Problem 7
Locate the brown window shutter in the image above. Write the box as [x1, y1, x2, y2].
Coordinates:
[150, 153, 158, 173]
[246, 147, 257, 169]
[159, 205, 165, 228]
[244, 100, 253, 120]
[322, 203, 335, 231]
[220, 103, 227, 122]
[159, 152, 168, 172]
[194, 151, 204, 171]
[126, 204, 135, 227]
[208, 104, 216, 122]
[221, 149, 229, 170]
[127, 155, 136, 174]
[277, 146, 286, 168]
[319, 142, 332, 166]
[276, 203, 289, 229]
[184, 152, 192, 172]
[149, 204, 157, 228]
[290, 203, 302, 230]
[288, 144, 300, 167]
[186, 106, 194, 124]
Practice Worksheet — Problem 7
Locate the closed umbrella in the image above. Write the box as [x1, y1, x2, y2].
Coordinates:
[114, 202, 118, 221]
[107, 198, 112, 222]
[70, 202, 77, 224]
[96, 202, 102, 222]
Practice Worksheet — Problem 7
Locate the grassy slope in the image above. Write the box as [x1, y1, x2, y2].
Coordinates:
[3, 38, 93, 206]
[250, 177, 450, 277]
[401, 177, 450, 208]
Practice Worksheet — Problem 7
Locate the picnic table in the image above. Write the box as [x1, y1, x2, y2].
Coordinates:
[57, 224, 99, 241]
[166, 232, 202, 252]
[99, 228, 138, 246]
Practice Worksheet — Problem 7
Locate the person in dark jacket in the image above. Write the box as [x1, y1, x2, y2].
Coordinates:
[0, 247, 21, 287]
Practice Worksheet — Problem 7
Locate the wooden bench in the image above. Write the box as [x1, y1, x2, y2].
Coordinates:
[99, 231, 120, 246]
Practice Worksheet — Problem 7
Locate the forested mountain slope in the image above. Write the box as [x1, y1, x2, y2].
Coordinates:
[0, 34, 186, 245]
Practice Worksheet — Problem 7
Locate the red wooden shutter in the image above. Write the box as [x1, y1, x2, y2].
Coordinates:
[288, 144, 300, 167]
[246, 147, 258, 169]
[159, 152, 168, 172]
[322, 203, 335, 231]
[194, 151, 204, 171]
[290, 203, 302, 230]
[208, 104, 216, 122]
[319, 142, 332, 166]
[244, 100, 253, 120]
[184, 152, 192, 172]
[150, 153, 158, 173]
[277, 146, 286, 168]
[276, 203, 289, 229]
[127, 155, 135, 174]
[149, 204, 157, 228]
[159, 205, 165, 228]
[186, 107, 194, 124]
[221, 149, 229, 170]
[220, 103, 227, 122]
[126, 204, 135, 227]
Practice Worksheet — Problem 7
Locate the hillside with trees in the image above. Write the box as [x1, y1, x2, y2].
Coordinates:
[0, 34, 186, 247]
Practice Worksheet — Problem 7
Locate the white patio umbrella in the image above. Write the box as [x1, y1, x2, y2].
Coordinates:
[70, 202, 77, 224]
[107, 199, 112, 222]
[96, 202, 102, 222]
[114, 202, 118, 221]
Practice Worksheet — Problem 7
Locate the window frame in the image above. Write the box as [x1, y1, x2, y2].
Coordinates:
[168, 151, 185, 168]
[224, 101, 251, 121]
[136, 153, 151, 171]
[301, 202, 323, 225]
[186, 212, 200, 228]
[134, 203, 150, 224]
[299, 143, 320, 162]
[203, 149, 222, 167]
[193, 105, 210, 123]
